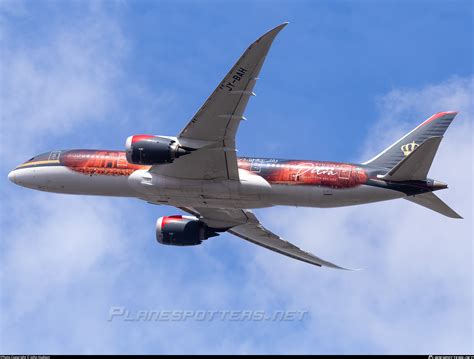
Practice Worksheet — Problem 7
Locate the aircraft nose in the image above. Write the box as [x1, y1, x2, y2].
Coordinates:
[8, 168, 37, 189]
[8, 170, 17, 184]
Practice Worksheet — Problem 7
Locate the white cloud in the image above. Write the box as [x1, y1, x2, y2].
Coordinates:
[254, 75, 473, 354]
[0, 3, 472, 353]
[361, 76, 473, 162]
[0, 7, 128, 164]
[0, 4, 228, 354]
[0, 3, 178, 167]
[0, 194, 134, 351]
[0, 5, 144, 353]
[1, 194, 128, 313]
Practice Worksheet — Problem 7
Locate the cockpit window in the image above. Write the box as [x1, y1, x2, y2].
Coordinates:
[24, 152, 51, 163]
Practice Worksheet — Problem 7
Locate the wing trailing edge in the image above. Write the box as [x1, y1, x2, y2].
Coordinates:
[179, 206, 358, 270]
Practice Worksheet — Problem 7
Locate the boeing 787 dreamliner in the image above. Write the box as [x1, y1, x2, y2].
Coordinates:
[8, 23, 461, 269]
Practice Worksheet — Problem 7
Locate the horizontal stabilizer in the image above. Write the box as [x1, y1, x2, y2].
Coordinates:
[405, 192, 462, 219]
[380, 136, 442, 181]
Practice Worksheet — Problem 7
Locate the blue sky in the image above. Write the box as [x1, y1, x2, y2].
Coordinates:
[1, 0, 472, 354]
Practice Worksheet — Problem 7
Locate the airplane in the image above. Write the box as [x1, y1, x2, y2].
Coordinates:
[7, 23, 462, 269]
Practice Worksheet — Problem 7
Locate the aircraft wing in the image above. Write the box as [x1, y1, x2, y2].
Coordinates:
[150, 23, 288, 180]
[179, 206, 351, 269]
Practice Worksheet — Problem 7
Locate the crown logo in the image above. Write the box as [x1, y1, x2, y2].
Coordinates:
[401, 141, 419, 156]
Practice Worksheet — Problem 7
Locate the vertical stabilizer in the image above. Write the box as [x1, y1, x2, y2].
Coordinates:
[379, 136, 442, 181]
[364, 112, 457, 169]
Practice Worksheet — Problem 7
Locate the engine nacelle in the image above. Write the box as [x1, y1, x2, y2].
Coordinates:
[125, 135, 191, 165]
[156, 215, 219, 246]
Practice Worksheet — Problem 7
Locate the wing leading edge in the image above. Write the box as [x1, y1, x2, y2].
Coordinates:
[179, 207, 354, 270]
[151, 23, 288, 180]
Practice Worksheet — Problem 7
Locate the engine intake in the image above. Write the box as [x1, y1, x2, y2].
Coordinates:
[125, 135, 191, 165]
[156, 215, 219, 246]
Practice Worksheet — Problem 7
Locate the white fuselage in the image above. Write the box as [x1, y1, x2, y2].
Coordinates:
[9, 165, 404, 209]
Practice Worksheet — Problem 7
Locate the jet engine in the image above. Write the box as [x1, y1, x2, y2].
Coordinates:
[125, 135, 191, 165]
[156, 215, 220, 246]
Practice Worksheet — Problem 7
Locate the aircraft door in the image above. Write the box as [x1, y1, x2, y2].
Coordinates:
[48, 151, 61, 161]
[250, 159, 263, 173]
